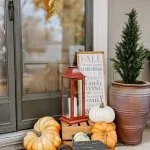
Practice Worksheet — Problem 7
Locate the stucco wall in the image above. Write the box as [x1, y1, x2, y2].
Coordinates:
[108, 0, 150, 86]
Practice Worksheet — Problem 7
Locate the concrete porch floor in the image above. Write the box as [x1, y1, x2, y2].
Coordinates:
[116, 124, 150, 150]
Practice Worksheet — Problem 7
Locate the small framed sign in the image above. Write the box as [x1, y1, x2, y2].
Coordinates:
[77, 51, 106, 115]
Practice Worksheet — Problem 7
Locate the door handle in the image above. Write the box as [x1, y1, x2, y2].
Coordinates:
[8, 1, 14, 21]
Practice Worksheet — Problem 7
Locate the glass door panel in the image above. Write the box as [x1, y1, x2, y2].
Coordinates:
[15, 0, 92, 130]
[0, 0, 7, 96]
[21, 0, 86, 94]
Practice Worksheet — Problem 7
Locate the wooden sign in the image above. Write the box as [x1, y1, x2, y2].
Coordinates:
[77, 51, 106, 115]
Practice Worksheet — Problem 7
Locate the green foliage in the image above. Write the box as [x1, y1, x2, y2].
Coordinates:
[111, 9, 150, 84]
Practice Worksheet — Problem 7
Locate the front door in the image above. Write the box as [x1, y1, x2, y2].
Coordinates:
[14, 0, 93, 130]
[0, 0, 93, 133]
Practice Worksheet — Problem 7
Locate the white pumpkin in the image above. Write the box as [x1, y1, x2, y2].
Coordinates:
[73, 132, 90, 142]
[89, 103, 115, 123]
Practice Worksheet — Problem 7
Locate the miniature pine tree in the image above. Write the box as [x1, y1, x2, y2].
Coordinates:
[111, 8, 149, 84]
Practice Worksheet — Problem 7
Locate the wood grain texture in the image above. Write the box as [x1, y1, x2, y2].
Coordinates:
[61, 120, 116, 150]
[61, 120, 93, 140]
[62, 126, 93, 140]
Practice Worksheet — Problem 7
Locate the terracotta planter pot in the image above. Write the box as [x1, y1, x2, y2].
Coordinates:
[109, 81, 150, 145]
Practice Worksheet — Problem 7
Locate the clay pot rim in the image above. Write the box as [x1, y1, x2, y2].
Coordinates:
[112, 80, 150, 87]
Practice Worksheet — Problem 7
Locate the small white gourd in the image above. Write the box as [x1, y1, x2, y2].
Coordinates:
[73, 132, 90, 142]
[89, 103, 115, 123]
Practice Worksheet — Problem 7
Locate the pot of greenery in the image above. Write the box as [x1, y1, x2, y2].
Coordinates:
[109, 9, 150, 145]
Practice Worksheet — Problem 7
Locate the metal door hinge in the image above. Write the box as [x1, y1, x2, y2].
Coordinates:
[8, 1, 14, 21]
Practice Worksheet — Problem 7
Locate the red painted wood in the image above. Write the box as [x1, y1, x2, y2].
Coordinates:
[59, 66, 87, 124]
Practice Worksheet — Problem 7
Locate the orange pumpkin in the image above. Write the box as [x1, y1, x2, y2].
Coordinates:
[34, 116, 60, 133]
[91, 121, 117, 148]
[24, 116, 61, 150]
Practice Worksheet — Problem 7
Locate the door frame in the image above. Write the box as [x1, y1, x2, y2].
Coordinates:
[0, 0, 16, 133]
[93, 0, 108, 104]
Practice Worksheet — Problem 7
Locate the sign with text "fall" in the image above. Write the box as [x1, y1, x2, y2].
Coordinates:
[77, 51, 106, 115]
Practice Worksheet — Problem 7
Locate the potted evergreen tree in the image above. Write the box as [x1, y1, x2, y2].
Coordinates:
[109, 9, 150, 145]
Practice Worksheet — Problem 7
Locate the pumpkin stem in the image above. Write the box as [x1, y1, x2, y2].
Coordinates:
[102, 132, 107, 142]
[33, 130, 41, 137]
[83, 132, 88, 137]
[100, 102, 105, 108]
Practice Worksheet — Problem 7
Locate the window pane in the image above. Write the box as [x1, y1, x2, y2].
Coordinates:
[0, 0, 7, 96]
[21, 0, 85, 94]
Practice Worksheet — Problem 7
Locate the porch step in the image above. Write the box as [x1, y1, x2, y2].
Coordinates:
[0, 130, 29, 150]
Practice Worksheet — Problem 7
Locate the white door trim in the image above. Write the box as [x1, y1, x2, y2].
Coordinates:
[93, 0, 108, 103]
